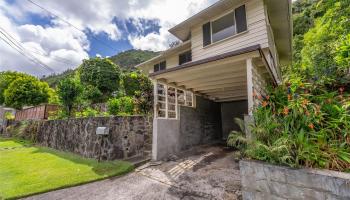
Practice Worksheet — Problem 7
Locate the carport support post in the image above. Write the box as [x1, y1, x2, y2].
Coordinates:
[245, 58, 254, 139]
[152, 79, 158, 161]
[246, 58, 254, 116]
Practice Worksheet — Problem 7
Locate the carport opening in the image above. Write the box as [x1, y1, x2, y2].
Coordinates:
[177, 96, 248, 143]
[151, 53, 274, 160]
[154, 82, 248, 148]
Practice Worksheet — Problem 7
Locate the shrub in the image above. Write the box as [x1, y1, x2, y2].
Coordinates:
[4, 112, 15, 120]
[48, 109, 69, 120]
[123, 71, 153, 114]
[6, 121, 39, 142]
[228, 81, 350, 172]
[75, 107, 99, 118]
[107, 96, 135, 115]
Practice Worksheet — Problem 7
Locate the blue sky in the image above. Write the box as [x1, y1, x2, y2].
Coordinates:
[85, 18, 160, 57]
[0, 0, 217, 76]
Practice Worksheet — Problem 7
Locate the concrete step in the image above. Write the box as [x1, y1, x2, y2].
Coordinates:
[124, 154, 151, 168]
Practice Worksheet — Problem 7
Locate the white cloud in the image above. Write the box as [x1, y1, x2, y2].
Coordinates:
[127, 0, 218, 51]
[15, 0, 217, 51]
[128, 27, 173, 51]
[0, 7, 88, 76]
[0, 0, 218, 76]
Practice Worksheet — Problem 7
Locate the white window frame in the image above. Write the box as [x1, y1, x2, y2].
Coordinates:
[208, 4, 247, 45]
[154, 82, 167, 119]
[154, 81, 195, 119]
[153, 60, 166, 73]
[211, 10, 236, 44]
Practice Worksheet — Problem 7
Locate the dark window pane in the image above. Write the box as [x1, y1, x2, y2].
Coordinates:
[154, 63, 160, 72]
[160, 61, 166, 70]
[202, 22, 211, 46]
[235, 5, 247, 33]
[212, 11, 235, 43]
[179, 51, 192, 65]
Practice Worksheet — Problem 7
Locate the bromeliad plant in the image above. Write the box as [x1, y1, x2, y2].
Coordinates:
[228, 80, 350, 172]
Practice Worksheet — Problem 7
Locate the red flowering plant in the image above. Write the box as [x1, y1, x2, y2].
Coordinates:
[228, 79, 350, 172]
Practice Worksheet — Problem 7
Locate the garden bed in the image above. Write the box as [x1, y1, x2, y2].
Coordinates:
[240, 160, 350, 200]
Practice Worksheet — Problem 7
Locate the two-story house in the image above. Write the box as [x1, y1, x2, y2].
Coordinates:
[136, 0, 292, 160]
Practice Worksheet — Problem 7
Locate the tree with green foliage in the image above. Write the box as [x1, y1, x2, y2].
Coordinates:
[4, 76, 50, 109]
[48, 88, 60, 104]
[123, 71, 153, 114]
[79, 58, 121, 103]
[0, 71, 28, 105]
[301, 0, 350, 84]
[56, 78, 83, 117]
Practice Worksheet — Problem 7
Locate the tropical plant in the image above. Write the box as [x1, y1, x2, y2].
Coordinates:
[230, 81, 350, 172]
[56, 78, 83, 117]
[227, 118, 248, 150]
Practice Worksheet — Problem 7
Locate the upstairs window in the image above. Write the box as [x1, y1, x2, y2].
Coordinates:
[154, 61, 166, 72]
[203, 5, 247, 47]
[179, 51, 192, 65]
[212, 11, 236, 43]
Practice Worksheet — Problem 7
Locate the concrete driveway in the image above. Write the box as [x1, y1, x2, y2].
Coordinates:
[24, 145, 241, 200]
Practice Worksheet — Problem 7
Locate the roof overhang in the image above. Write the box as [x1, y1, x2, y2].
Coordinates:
[135, 40, 191, 71]
[150, 45, 273, 102]
[265, 0, 293, 65]
[169, 0, 236, 42]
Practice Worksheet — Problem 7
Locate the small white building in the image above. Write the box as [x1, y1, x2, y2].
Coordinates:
[137, 0, 292, 160]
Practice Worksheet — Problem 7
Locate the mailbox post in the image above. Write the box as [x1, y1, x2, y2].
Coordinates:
[96, 127, 109, 162]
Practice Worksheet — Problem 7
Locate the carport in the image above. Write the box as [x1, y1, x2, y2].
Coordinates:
[150, 45, 278, 160]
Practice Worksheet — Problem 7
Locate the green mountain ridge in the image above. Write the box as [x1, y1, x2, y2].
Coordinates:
[42, 49, 159, 87]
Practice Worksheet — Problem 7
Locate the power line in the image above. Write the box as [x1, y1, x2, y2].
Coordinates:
[26, 0, 118, 52]
[0, 31, 55, 72]
[0, 27, 76, 67]
[0, 30, 55, 72]
[0, 35, 54, 72]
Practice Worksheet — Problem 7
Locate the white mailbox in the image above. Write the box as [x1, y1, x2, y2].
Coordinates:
[96, 127, 109, 135]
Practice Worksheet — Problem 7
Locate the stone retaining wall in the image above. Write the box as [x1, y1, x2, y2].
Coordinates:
[33, 116, 152, 160]
[240, 160, 350, 200]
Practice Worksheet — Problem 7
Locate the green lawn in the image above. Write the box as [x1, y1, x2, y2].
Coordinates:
[0, 137, 134, 200]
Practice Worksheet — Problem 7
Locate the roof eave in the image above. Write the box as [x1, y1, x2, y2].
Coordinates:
[135, 40, 191, 69]
[265, 0, 293, 65]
